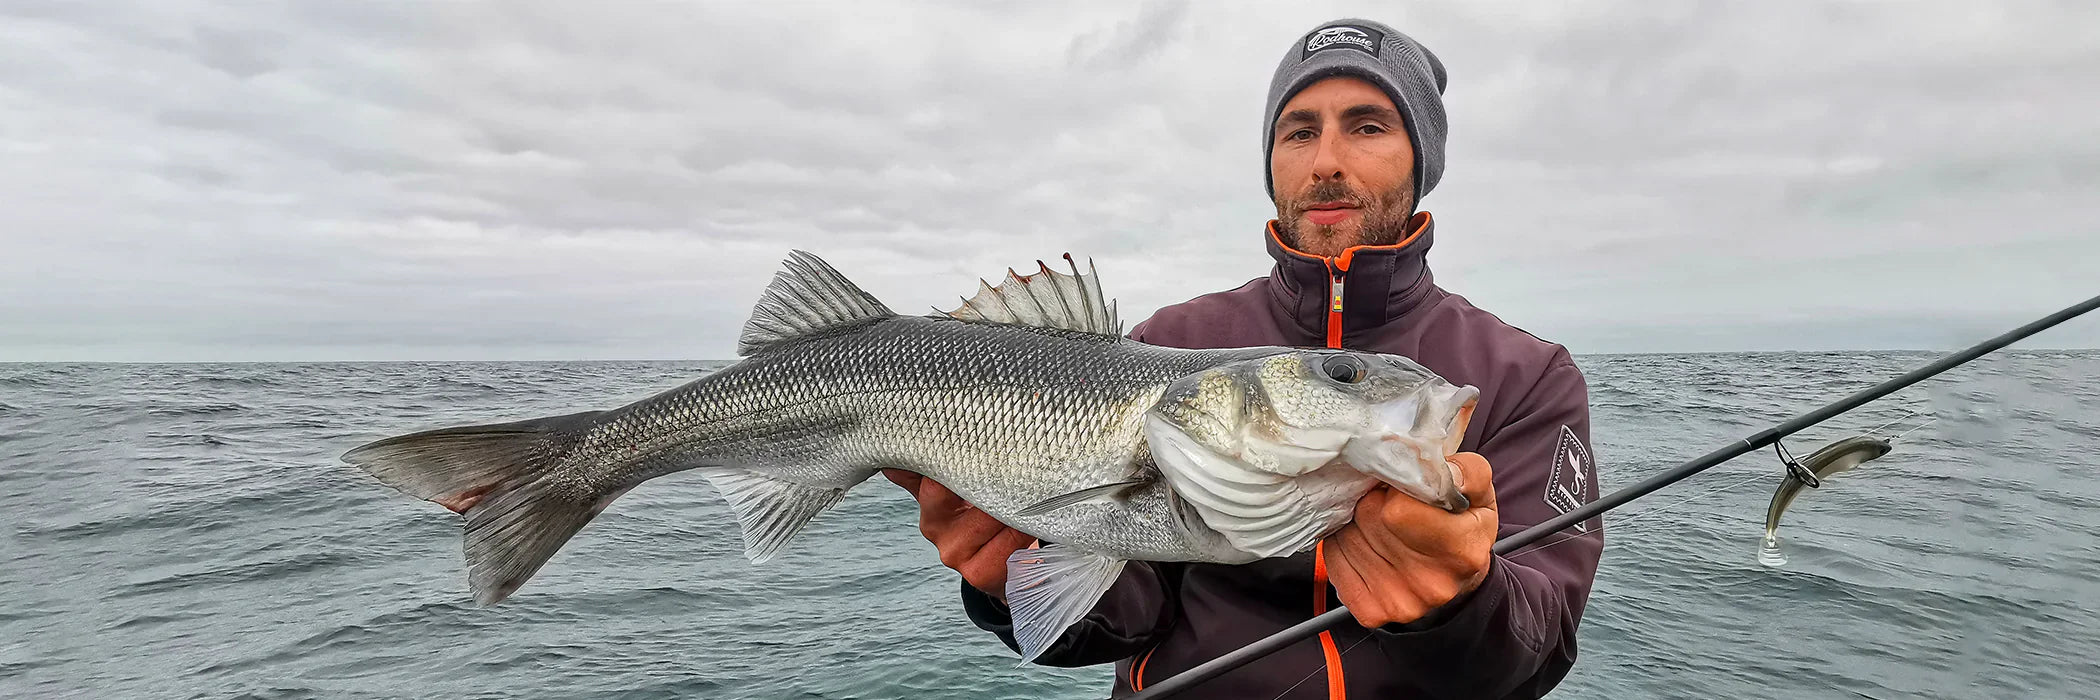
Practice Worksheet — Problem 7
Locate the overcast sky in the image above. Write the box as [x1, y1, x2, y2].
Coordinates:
[2, 1, 2095, 362]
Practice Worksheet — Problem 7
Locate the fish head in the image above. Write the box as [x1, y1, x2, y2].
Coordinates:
[1275, 350, 1481, 512]
[1147, 350, 1480, 518]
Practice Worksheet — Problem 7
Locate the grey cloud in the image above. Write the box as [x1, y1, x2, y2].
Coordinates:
[0, 1, 2094, 362]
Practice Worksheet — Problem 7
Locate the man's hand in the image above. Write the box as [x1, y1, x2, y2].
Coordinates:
[1323, 452, 1498, 628]
[882, 469, 1037, 599]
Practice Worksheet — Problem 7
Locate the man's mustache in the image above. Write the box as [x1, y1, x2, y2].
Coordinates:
[1286, 182, 1369, 211]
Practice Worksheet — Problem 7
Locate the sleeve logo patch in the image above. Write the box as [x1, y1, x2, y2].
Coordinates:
[1546, 425, 1593, 532]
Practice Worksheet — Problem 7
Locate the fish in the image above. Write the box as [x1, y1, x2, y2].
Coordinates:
[1757, 434, 1893, 567]
[341, 250, 1479, 663]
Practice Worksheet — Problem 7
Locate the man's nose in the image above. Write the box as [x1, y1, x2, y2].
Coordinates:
[1309, 127, 1346, 183]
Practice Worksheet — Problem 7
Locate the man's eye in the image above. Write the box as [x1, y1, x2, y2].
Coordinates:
[1357, 124, 1386, 134]
[1286, 129, 1314, 141]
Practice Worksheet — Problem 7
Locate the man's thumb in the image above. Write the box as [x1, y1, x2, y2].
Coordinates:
[1448, 452, 1495, 509]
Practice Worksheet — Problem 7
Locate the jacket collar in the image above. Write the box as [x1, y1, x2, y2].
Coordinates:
[1263, 212, 1439, 342]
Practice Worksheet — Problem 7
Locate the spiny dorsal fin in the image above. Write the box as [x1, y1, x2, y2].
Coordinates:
[738, 250, 895, 356]
[937, 253, 1121, 335]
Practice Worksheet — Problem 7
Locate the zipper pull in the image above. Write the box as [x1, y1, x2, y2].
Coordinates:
[1324, 265, 1346, 349]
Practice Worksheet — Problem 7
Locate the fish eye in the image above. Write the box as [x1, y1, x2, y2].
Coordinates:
[1318, 355, 1366, 384]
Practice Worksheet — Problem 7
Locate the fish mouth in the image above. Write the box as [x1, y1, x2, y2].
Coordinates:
[1347, 387, 1478, 513]
[1418, 386, 1478, 512]
[1445, 398, 1476, 456]
[1435, 400, 1477, 512]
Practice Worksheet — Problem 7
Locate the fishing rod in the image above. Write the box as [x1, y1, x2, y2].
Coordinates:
[1127, 292, 2100, 700]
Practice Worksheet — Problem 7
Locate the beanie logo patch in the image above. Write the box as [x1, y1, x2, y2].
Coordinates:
[1301, 26, 1382, 59]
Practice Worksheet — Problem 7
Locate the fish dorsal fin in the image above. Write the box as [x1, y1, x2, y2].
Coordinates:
[738, 250, 895, 356]
[937, 254, 1121, 336]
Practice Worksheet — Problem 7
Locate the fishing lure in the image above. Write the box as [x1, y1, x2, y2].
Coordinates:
[1756, 435, 1894, 567]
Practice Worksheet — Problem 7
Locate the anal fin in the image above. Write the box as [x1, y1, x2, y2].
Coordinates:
[699, 467, 850, 563]
[1004, 545, 1126, 666]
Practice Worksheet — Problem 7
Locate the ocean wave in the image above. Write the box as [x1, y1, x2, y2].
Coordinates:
[145, 402, 251, 417]
[105, 610, 210, 632]
[140, 431, 245, 447]
[19, 488, 352, 542]
[191, 600, 485, 678]
[0, 374, 51, 389]
[185, 373, 283, 388]
[567, 677, 729, 700]
[204, 686, 325, 700]
[0, 658, 62, 680]
[116, 551, 353, 599]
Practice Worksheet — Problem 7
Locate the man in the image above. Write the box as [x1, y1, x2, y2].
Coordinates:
[882, 18, 1603, 699]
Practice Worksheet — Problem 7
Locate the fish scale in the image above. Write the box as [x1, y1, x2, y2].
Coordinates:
[553, 314, 1253, 562]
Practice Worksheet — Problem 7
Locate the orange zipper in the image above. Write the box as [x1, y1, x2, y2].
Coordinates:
[1323, 259, 1345, 350]
[1315, 259, 1348, 700]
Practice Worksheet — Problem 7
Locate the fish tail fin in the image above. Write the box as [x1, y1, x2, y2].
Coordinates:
[342, 410, 610, 605]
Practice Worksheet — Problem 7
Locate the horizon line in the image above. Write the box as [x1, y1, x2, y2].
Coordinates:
[5, 345, 2097, 366]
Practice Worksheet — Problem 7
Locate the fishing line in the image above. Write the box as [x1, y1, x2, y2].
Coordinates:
[1862, 407, 1926, 437]
[1265, 630, 1374, 700]
[1505, 471, 1772, 562]
[1889, 416, 1939, 442]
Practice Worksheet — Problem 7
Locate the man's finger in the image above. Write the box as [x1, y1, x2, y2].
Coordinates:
[933, 510, 1009, 567]
[881, 468, 924, 497]
[1323, 528, 1392, 627]
[1352, 485, 1444, 557]
[914, 476, 974, 518]
[961, 527, 1039, 596]
[1351, 484, 1389, 523]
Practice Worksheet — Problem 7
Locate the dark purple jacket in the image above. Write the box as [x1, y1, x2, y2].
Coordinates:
[960, 214, 1604, 699]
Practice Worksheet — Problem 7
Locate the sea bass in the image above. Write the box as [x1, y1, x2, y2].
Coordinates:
[343, 251, 1479, 662]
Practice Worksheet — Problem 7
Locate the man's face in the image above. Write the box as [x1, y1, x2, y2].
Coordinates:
[1269, 76, 1417, 258]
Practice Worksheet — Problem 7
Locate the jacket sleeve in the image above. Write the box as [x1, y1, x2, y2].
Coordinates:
[1364, 356, 1605, 699]
[957, 561, 1182, 667]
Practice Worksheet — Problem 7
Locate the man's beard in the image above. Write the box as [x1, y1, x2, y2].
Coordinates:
[1275, 178, 1417, 255]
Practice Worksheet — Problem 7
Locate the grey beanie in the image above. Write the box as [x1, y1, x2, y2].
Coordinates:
[1262, 18, 1448, 206]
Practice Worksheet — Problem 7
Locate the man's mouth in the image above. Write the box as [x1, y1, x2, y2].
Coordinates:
[1302, 201, 1359, 227]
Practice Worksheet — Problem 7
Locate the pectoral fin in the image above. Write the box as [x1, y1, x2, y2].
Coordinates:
[1015, 479, 1149, 517]
[1004, 545, 1126, 666]
[1144, 414, 1324, 559]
